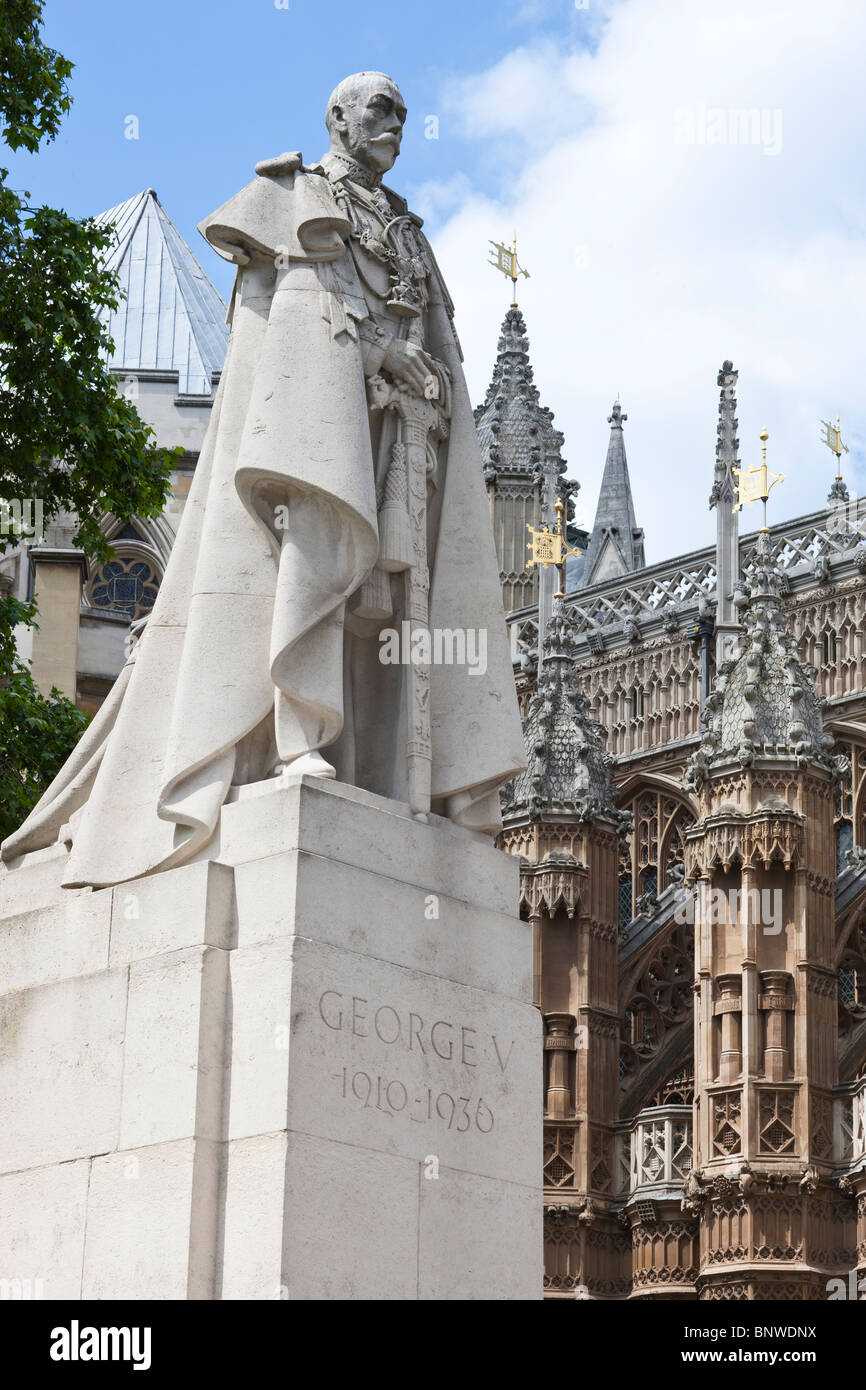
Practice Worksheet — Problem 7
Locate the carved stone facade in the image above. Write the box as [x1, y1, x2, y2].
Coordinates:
[493, 349, 866, 1298]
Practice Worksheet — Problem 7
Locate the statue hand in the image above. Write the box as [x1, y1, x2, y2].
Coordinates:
[381, 337, 440, 396]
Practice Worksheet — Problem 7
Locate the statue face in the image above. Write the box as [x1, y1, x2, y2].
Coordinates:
[331, 77, 406, 175]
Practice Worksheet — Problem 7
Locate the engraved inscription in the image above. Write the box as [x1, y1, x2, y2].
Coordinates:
[334, 1068, 495, 1131]
[317, 989, 513, 1138]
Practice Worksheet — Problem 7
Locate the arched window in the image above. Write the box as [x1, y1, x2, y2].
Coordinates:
[85, 523, 162, 622]
[839, 966, 858, 1010]
[617, 786, 696, 926]
[837, 820, 854, 875]
[639, 867, 658, 903]
[88, 556, 160, 621]
[618, 874, 633, 929]
[830, 737, 866, 854]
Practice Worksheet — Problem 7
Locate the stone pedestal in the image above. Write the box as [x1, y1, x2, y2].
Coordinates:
[0, 777, 541, 1300]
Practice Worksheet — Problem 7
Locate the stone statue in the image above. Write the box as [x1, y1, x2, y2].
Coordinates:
[2, 72, 525, 887]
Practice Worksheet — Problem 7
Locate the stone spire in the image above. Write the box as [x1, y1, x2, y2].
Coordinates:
[474, 306, 566, 481]
[579, 400, 644, 588]
[501, 601, 623, 825]
[710, 361, 741, 667]
[685, 532, 835, 791]
[475, 307, 578, 641]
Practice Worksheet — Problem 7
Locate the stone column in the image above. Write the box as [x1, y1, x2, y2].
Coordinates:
[759, 969, 793, 1081]
[28, 548, 88, 701]
[686, 769, 842, 1299]
[500, 601, 629, 1298]
[544, 1012, 575, 1119]
[715, 972, 744, 1083]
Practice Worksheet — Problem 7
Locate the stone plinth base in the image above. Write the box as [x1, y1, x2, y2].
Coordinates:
[0, 778, 541, 1300]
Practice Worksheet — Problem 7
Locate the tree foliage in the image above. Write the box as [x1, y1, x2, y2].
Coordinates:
[0, 595, 89, 842]
[0, 2, 176, 833]
[0, 1, 179, 563]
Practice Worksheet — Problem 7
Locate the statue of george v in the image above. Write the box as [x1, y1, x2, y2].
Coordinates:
[2, 72, 525, 887]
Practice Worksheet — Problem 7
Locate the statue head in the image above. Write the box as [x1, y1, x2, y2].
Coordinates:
[325, 71, 406, 179]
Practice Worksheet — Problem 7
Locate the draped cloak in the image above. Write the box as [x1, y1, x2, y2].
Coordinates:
[1, 156, 526, 887]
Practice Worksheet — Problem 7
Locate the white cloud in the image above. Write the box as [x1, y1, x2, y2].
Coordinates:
[419, 0, 866, 564]
[439, 42, 592, 144]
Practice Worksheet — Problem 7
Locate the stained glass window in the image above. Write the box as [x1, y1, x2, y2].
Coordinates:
[87, 554, 160, 621]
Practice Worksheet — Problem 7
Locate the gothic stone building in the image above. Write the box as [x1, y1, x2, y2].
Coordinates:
[482, 319, 866, 1300]
[6, 196, 866, 1300]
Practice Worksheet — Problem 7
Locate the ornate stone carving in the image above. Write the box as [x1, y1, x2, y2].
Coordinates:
[685, 801, 805, 876]
[520, 850, 584, 918]
[502, 602, 628, 829]
[686, 532, 836, 791]
[620, 922, 694, 1087]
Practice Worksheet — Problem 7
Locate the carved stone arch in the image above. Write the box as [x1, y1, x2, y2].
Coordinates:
[616, 771, 696, 805]
[619, 916, 696, 1118]
[84, 513, 168, 623]
[99, 510, 174, 569]
[615, 776, 699, 925]
[620, 916, 694, 1019]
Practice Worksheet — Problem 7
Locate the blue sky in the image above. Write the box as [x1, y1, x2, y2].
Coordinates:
[7, 0, 866, 561]
[7, 0, 595, 300]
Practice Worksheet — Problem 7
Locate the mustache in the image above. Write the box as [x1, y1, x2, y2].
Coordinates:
[371, 132, 401, 148]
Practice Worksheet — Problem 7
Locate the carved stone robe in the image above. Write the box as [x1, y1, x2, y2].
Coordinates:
[1, 152, 525, 887]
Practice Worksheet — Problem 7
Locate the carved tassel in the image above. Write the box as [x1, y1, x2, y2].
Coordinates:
[354, 565, 392, 620]
[376, 441, 412, 572]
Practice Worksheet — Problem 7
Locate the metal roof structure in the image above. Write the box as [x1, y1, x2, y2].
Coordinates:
[94, 189, 229, 396]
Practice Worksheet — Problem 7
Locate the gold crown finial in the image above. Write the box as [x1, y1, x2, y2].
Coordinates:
[488, 234, 530, 305]
[732, 426, 784, 531]
[820, 411, 849, 478]
[526, 509, 581, 570]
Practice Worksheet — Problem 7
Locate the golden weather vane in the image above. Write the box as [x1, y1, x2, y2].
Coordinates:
[527, 498, 582, 596]
[732, 427, 784, 531]
[820, 412, 849, 479]
[488, 233, 530, 305]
